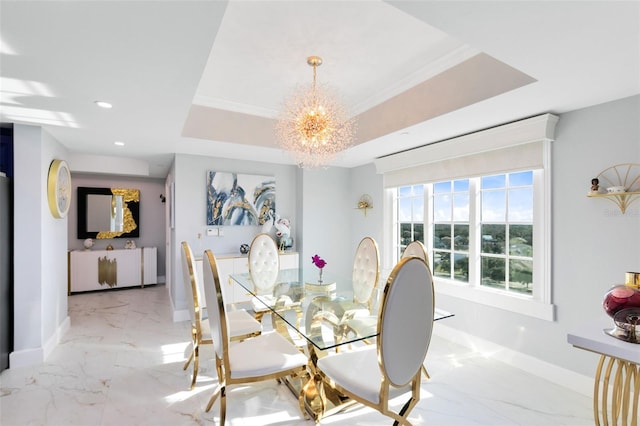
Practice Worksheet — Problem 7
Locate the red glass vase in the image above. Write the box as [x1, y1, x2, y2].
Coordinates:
[603, 284, 640, 341]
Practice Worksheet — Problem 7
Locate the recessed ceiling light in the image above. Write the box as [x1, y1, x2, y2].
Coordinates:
[94, 100, 112, 109]
[114, 141, 125, 146]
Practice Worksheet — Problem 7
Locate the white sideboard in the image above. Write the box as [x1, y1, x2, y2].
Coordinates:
[143, 247, 158, 285]
[195, 251, 299, 307]
[69, 247, 157, 293]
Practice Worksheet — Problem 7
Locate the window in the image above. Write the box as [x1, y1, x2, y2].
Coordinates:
[377, 114, 558, 321]
[432, 179, 470, 283]
[391, 169, 547, 318]
[480, 171, 533, 295]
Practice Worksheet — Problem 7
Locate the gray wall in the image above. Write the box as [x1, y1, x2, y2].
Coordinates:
[67, 174, 167, 277]
[350, 95, 640, 377]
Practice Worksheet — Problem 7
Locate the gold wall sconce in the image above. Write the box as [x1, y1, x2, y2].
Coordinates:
[357, 194, 373, 216]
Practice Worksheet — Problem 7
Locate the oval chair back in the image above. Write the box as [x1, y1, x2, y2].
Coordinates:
[352, 236, 380, 308]
[379, 256, 434, 387]
[248, 233, 280, 293]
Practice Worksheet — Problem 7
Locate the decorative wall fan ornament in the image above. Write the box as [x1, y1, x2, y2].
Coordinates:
[357, 194, 373, 216]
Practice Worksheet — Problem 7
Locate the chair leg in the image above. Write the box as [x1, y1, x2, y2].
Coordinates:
[421, 365, 430, 380]
[183, 349, 194, 370]
[190, 343, 200, 389]
[183, 326, 196, 371]
[215, 358, 223, 383]
[254, 310, 266, 322]
[391, 396, 417, 426]
[220, 386, 227, 425]
[206, 383, 224, 412]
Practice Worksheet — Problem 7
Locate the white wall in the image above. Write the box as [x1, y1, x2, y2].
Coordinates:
[11, 124, 70, 367]
[298, 167, 353, 290]
[349, 163, 384, 269]
[352, 95, 640, 378]
[67, 174, 166, 277]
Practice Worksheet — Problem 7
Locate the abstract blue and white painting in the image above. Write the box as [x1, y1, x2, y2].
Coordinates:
[206, 171, 276, 226]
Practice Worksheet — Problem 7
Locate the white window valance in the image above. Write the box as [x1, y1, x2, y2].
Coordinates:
[375, 113, 559, 187]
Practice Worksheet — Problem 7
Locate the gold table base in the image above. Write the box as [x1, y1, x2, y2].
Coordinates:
[594, 355, 639, 425]
[271, 310, 359, 422]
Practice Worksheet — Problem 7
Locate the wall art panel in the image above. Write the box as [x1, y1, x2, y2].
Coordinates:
[206, 171, 275, 226]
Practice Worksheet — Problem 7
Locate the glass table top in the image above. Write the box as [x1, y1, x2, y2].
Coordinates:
[230, 268, 453, 351]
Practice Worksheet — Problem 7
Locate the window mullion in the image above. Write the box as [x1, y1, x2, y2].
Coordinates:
[424, 185, 432, 269]
[468, 178, 481, 288]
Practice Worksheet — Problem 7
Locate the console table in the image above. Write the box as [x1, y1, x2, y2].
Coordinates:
[568, 318, 639, 425]
[69, 247, 157, 293]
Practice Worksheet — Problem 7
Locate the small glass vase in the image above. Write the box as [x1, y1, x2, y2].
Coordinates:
[318, 268, 323, 284]
[603, 284, 640, 343]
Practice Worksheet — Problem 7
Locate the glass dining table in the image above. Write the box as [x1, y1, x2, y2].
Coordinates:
[229, 267, 453, 421]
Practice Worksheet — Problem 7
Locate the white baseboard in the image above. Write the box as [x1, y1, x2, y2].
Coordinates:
[10, 315, 70, 369]
[433, 323, 593, 398]
[167, 285, 189, 322]
[44, 315, 70, 359]
[9, 347, 44, 368]
[173, 309, 189, 322]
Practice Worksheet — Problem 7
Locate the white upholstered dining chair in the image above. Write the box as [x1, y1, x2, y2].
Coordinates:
[402, 240, 429, 263]
[352, 236, 380, 309]
[401, 240, 432, 379]
[317, 256, 435, 425]
[316, 237, 379, 350]
[344, 240, 433, 378]
[247, 233, 280, 320]
[201, 249, 308, 424]
[180, 241, 261, 389]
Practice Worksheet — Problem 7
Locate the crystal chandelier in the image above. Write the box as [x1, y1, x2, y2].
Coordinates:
[275, 56, 356, 168]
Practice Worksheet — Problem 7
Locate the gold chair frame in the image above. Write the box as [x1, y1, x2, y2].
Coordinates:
[181, 241, 212, 390]
[181, 241, 261, 390]
[202, 249, 308, 424]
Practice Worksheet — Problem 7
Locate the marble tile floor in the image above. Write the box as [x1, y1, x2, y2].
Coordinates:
[1, 285, 592, 426]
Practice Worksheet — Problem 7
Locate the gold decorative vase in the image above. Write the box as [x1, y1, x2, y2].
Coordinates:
[625, 271, 640, 289]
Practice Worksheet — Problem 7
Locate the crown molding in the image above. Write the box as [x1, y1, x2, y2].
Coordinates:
[351, 45, 480, 116]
